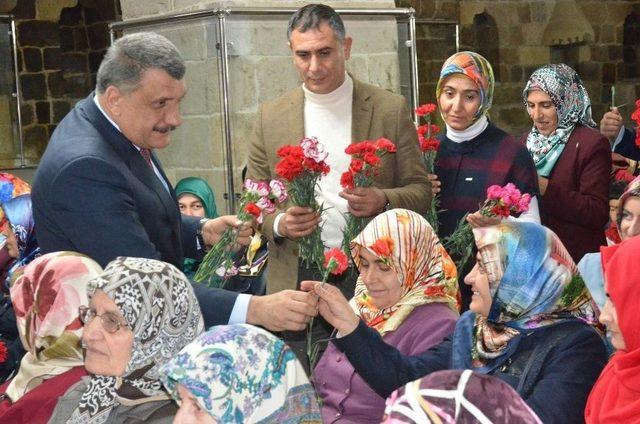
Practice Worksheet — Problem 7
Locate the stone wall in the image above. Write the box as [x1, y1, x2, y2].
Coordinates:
[120, 0, 401, 214]
[1, 0, 116, 170]
[398, 0, 640, 137]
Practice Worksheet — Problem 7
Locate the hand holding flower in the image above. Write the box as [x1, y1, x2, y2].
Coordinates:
[300, 280, 360, 337]
[201, 215, 252, 247]
[277, 206, 321, 240]
[466, 211, 501, 228]
[339, 186, 388, 217]
[427, 173, 441, 195]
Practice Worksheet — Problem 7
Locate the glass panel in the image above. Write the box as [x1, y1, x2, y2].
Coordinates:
[415, 21, 458, 105]
[0, 19, 22, 168]
[119, 20, 227, 214]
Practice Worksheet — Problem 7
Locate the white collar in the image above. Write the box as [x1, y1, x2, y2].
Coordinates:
[302, 73, 353, 104]
[445, 115, 489, 143]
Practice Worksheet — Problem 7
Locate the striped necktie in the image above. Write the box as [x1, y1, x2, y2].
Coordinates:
[139, 148, 153, 168]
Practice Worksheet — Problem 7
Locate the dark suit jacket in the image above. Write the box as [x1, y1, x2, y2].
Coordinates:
[614, 127, 640, 161]
[519, 125, 611, 262]
[32, 93, 238, 325]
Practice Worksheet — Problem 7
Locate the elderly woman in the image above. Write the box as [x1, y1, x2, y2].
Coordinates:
[307, 222, 607, 423]
[579, 176, 640, 309]
[0, 194, 41, 381]
[382, 370, 541, 424]
[160, 324, 321, 423]
[429, 51, 539, 308]
[48, 257, 204, 423]
[304, 209, 459, 423]
[521, 64, 610, 262]
[0, 252, 102, 423]
[585, 236, 640, 423]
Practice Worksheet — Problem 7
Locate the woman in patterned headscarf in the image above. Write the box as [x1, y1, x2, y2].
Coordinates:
[0, 252, 102, 423]
[521, 64, 610, 262]
[160, 324, 321, 423]
[311, 222, 608, 423]
[0, 194, 40, 382]
[430, 51, 539, 310]
[382, 370, 541, 424]
[48, 257, 204, 423]
[306, 209, 459, 423]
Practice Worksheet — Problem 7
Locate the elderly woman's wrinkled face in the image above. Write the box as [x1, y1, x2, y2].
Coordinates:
[464, 254, 493, 317]
[620, 197, 640, 241]
[438, 74, 481, 131]
[600, 289, 626, 351]
[358, 248, 403, 310]
[526, 90, 558, 136]
[173, 384, 216, 424]
[82, 290, 134, 376]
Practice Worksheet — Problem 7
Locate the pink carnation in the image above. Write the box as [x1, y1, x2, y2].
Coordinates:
[486, 185, 504, 201]
[517, 193, 532, 213]
[269, 179, 288, 203]
[300, 137, 328, 163]
[256, 197, 276, 214]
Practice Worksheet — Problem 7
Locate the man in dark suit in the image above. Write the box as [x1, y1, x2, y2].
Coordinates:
[32, 32, 316, 330]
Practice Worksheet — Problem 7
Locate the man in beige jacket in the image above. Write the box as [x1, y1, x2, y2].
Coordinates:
[247, 4, 430, 297]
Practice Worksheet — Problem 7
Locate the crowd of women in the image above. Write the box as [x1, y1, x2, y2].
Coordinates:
[0, 48, 635, 423]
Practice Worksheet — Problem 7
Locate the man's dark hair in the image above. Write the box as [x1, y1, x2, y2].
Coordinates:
[96, 32, 185, 94]
[287, 4, 346, 42]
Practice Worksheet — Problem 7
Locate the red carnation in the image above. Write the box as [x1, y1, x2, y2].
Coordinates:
[324, 248, 349, 275]
[340, 171, 354, 189]
[490, 204, 511, 218]
[415, 103, 437, 117]
[363, 153, 381, 166]
[372, 137, 396, 153]
[245, 202, 261, 220]
[0, 341, 7, 363]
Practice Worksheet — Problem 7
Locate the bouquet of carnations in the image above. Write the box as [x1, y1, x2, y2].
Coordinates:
[340, 138, 396, 256]
[443, 183, 531, 272]
[307, 248, 349, 370]
[194, 179, 287, 287]
[275, 137, 330, 271]
[416, 103, 441, 232]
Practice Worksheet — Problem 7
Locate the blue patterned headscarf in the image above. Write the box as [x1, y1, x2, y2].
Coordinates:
[452, 222, 599, 371]
[2, 194, 40, 288]
[523, 64, 596, 177]
[437, 51, 495, 121]
[160, 324, 321, 423]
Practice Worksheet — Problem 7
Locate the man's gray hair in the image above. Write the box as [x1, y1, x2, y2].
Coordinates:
[287, 4, 345, 42]
[96, 32, 185, 94]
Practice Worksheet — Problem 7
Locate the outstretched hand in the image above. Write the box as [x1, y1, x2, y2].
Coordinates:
[246, 289, 318, 332]
[300, 280, 360, 336]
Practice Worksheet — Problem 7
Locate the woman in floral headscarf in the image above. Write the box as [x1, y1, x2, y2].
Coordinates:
[0, 194, 40, 382]
[311, 222, 607, 423]
[430, 51, 539, 309]
[160, 324, 321, 423]
[305, 209, 459, 423]
[521, 64, 610, 262]
[585, 236, 640, 423]
[0, 252, 102, 423]
[48, 257, 204, 423]
[382, 370, 541, 424]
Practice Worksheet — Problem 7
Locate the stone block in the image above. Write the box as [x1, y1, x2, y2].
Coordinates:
[609, 45, 623, 61]
[120, 0, 171, 19]
[23, 47, 42, 72]
[607, 3, 634, 25]
[35, 101, 49, 123]
[530, 1, 549, 23]
[228, 56, 257, 113]
[600, 24, 615, 44]
[518, 46, 550, 67]
[10, 0, 35, 20]
[181, 59, 220, 116]
[577, 62, 602, 82]
[590, 46, 609, 63]
[580, 2, 609, 27]
[61, 52, 88, 74]
[518, 3, 532, 24]
[230, 111, 256, 169]
[36, 0, 76, 21]
[59, 5, 82, 26]
[222, 19, 291, 58]
[47, 71, 65, 97]
[20, 103, 33, 126]
[498, 107, 531, 135]
[19, 20, 59, 47]
[43, 47, 61, 69]
[578, 45, 591, 63]
[521, 23, 544, 45]
[501, 47, 519, 65]
[84, 1, 117, 23]
[436, 1, 458, 21]
[74, 27, 88, 51]
[87, 23, 109, 50]
[0, 96, 11, 127]
[510, 65, 524, 84]
[460, 3, 485, 26]
[52, 100, 71, 122]
[16, 49, 22, 73]
[255, 56, 300, 105]
[47, 124, 57, 138]
[159, 115, 224, 168]
[89, 50, 105, 73]
[23, 124, 47, 152]
[59, 28, 74, 51]
[20, 73, 46, 100]
[344, 18, 398, 54]
[365, 53, 400, 94]
[345, 55, 368, 83]
[157, 23, 207, 61]
[493, 83, 522, 106]
[63, 74, 91, 98]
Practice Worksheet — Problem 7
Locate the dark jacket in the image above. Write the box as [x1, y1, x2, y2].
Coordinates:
[519, 125, 611, 262]
[334, 319, 607, 424]
[614, 127, 640, 161]
[32, 94, 238, 327]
